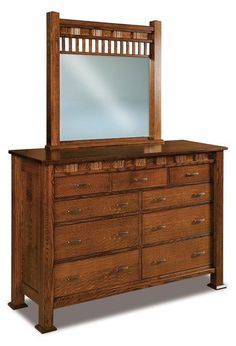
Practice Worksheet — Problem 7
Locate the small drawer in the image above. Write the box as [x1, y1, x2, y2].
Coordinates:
[55, 192, 139, 223]
[169, 164, 212, 185]
[55, 215, 139, 260]
[142, 183, 212, 210]
[54, 250, 139, 297]
[111, 168, 167, 192]
[55, 173, 110, 198]
[142, 204, 212, 245]
[142, 236, 212, 279]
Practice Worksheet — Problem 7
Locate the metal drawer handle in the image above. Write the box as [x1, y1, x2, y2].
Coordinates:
[152, 196, 167, 203]
[151, 258, 167, 265]
[115, 202, 129, 208]
[185, 172, 200, 177]
[115, 231, 129, 238]
[65, 275, 80, 282]
[115, 265, 129, 273]
[67, 239, 82, 246]
[192, 192, 206, 198]
[66, 208, 81, 215]
[75, 183, 91, 188]
[132, 177, 149, 182]
[192, 250, 206, 258]
[192, 218, 206, 224]
[150, 225, 167, 232]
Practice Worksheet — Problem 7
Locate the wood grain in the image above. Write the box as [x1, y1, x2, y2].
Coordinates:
[55, 215, 139, 260]
[142, 236, 212, 279]
[54, 250, 139, 297]
[170, 164, 212, 185]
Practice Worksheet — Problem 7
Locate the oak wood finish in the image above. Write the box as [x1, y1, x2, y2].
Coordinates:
[142, 236, 212, 279]
[9, 140, 227, 332]
[142, 183, 212, 210]
[55, 215, 139, 260]
[142, 204, 212, 245]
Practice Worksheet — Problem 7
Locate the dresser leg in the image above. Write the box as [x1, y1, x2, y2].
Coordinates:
[35, 305, 57, 333]
[8, 157, 27, 310]
[208, 151, 226, 291]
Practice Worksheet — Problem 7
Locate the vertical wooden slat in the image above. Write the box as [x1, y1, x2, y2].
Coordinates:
[95, 39, 99, 53]
[46, 11, 60, 148]
[149, 20, 161, 141]
[120, 41, 123, 54]
[138, 42, 142, 55]
[114, 40, 117, 54]
[76, 38, 79, 52]
[61, 37, 65, 52]
[108, 40, 111, 53]
[89, 38, 92, 53]
[102, 39, 105, 53]
[69, 37, 72, 52]
[208, 151, 226, 290]
[82, 38, 86, 52]
[144, 42, 148, 55]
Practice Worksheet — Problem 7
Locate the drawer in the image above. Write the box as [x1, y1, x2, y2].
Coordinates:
[54, 250, 139, 297]
[142, 236, 212, 279]
[55, 173, 110, 198]
[55, 215, 139, 260]
[142, 204, 212, 245]
[142, 183, 212, 210]
[111, 168, 167, 191]
[169, 164, 212, 185]
[55, 192, 139, 223]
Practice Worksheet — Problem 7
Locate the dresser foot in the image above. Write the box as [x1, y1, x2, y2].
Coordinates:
[8, 302, 28, 310]
[35, 324, 57, 333]
[207, 283, 227, 290]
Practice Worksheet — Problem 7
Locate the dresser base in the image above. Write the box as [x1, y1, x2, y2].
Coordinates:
[8, 302, 28, 310]
[207, 283, 227, 290]
[35, 324, 57, 334]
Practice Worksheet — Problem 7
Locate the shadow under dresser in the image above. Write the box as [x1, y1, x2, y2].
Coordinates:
[8, 140, 227, 332]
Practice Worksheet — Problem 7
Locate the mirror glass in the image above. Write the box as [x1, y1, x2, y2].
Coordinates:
[60, 55, 149, 141]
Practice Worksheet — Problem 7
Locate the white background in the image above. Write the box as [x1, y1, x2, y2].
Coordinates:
[0, 0, 235, 344]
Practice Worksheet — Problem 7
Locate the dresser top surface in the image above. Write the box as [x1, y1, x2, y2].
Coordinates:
[9, 140, 227, 164]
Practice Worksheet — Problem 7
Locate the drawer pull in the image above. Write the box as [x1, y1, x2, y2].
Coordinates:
[185, 172, 200, 177]
[150, 225, 167, 232]
[115, 202, 129, 209]
[67, 239, 82, 246]
[116, 231, 129, 238]
[66, 208, 82, 215]
[192, 250, 206, 257]
[75, 183, 91, 188]
[192, 218, 206, 224]
[151, 258, 167, 265]
[65, 275, 80, 282]
[152, 196, 167, 203]
[132, 177, 149, 182]
[115, 265, 129, 273]
[192, 192, 206, 198]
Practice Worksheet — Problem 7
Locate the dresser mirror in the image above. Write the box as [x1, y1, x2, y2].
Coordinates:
[46, 12, 162, 149]
[60, 55, 150, 141]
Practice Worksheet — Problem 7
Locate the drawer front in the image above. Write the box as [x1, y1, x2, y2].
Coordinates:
[143, 205, 212, 245]
[54, 250, 139, 297]
[112, 168, 167, 191]
[55, 173, 110, 198]
[55, 216, 139, 260]
[170, 164, 212, 185]
[142, 236, 212, 279]
[143, 183, 212, 210]
[55, 192, 139, 223]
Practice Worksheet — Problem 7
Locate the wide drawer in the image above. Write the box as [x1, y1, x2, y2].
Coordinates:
[169, 164, 212, 185]
[111, 168, 167, 191]
[54, 250, 139, 297]
[142, 183, 212, 210]
[142, 236, 212, 279]
[55, 192, 139, 223]
[55, 173, 110, 198]
[142, 204, 212, 245]
[55, 215, 139, 260]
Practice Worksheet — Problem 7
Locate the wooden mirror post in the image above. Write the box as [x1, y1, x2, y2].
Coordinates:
[46, 12, 163, 150]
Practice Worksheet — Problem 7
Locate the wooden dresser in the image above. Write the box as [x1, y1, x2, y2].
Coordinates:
[8, 140, 227, 332]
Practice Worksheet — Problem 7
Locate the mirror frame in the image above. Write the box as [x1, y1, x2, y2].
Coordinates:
[46, 12, 163, 149]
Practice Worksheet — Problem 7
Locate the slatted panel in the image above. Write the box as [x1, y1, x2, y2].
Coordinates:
[59, 25, 153, 57]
